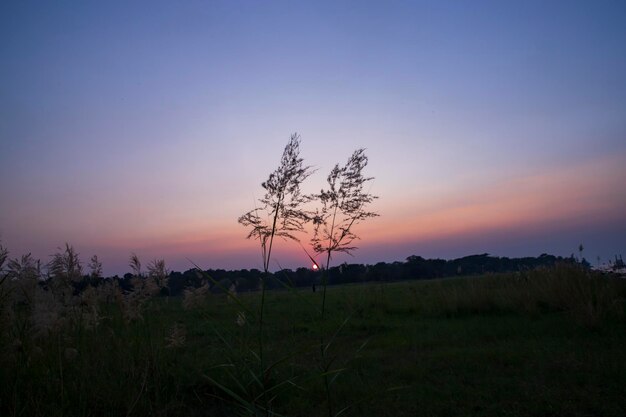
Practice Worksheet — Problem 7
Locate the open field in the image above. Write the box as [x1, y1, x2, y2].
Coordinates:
[2, 265, 626, 416]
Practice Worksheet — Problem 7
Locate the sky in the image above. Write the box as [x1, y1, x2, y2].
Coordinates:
[1, 0, 625, 276]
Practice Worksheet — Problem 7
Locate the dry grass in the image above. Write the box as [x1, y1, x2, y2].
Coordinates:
[1, 240, 625, 416]
[415, 263, 625, 327]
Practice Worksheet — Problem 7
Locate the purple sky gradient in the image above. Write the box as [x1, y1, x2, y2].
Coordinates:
[1, 1, 625, 276]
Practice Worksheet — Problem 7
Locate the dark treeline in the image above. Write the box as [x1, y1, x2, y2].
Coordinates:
[86, 253, 579, 297]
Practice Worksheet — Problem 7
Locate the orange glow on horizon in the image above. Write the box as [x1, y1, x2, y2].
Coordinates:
[355, 153, 626, 247]
[57, 152, 624, 272]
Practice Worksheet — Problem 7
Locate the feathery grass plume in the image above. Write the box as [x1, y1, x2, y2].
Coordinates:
[129, 253, 159, 295]
[48, 244, 94, 331]
[130, 253, 142, 277]
[238, 133, 314, 367]
[48, 244, 82, 305]
[311, 149, 378, 316]
[226, 282, 237, 302]
[164, 323, 186, 349]
[182, 284, 209, 310]
[7, 253, 42, 307]
[129, 253, 159, 299]
[238, 133, 314, 273]
[49, 243, 82, 282]
[112, 253, 154, 323]
[116, 288, 145, 323]
[2, 253, 50, 364]
[88, 255, 103, 279]
[309, 149, 377, 417]
[147, 258, 169, 295]
[2, 248, 43, 341]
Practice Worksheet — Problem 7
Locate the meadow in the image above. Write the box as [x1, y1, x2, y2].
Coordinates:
[1, 262, 625, 417]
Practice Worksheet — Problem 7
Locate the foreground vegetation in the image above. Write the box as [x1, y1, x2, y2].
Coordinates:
[1, 259, 625, 417]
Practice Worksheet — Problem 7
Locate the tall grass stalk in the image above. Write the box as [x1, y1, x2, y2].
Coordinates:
[238, 133, 313, 410]
[311, 149, 378, 319]
[309, 149, 377, 416]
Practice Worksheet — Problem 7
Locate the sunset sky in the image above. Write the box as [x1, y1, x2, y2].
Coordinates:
[1, 1, 625, 276]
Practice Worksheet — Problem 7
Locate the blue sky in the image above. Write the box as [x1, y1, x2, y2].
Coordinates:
[1, 1, 625, 275]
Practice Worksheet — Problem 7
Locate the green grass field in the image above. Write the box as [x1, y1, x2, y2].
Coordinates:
[2, 266, 626, 416]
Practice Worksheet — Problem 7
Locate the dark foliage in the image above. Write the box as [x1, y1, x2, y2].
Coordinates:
[67, 253, 582, 296]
